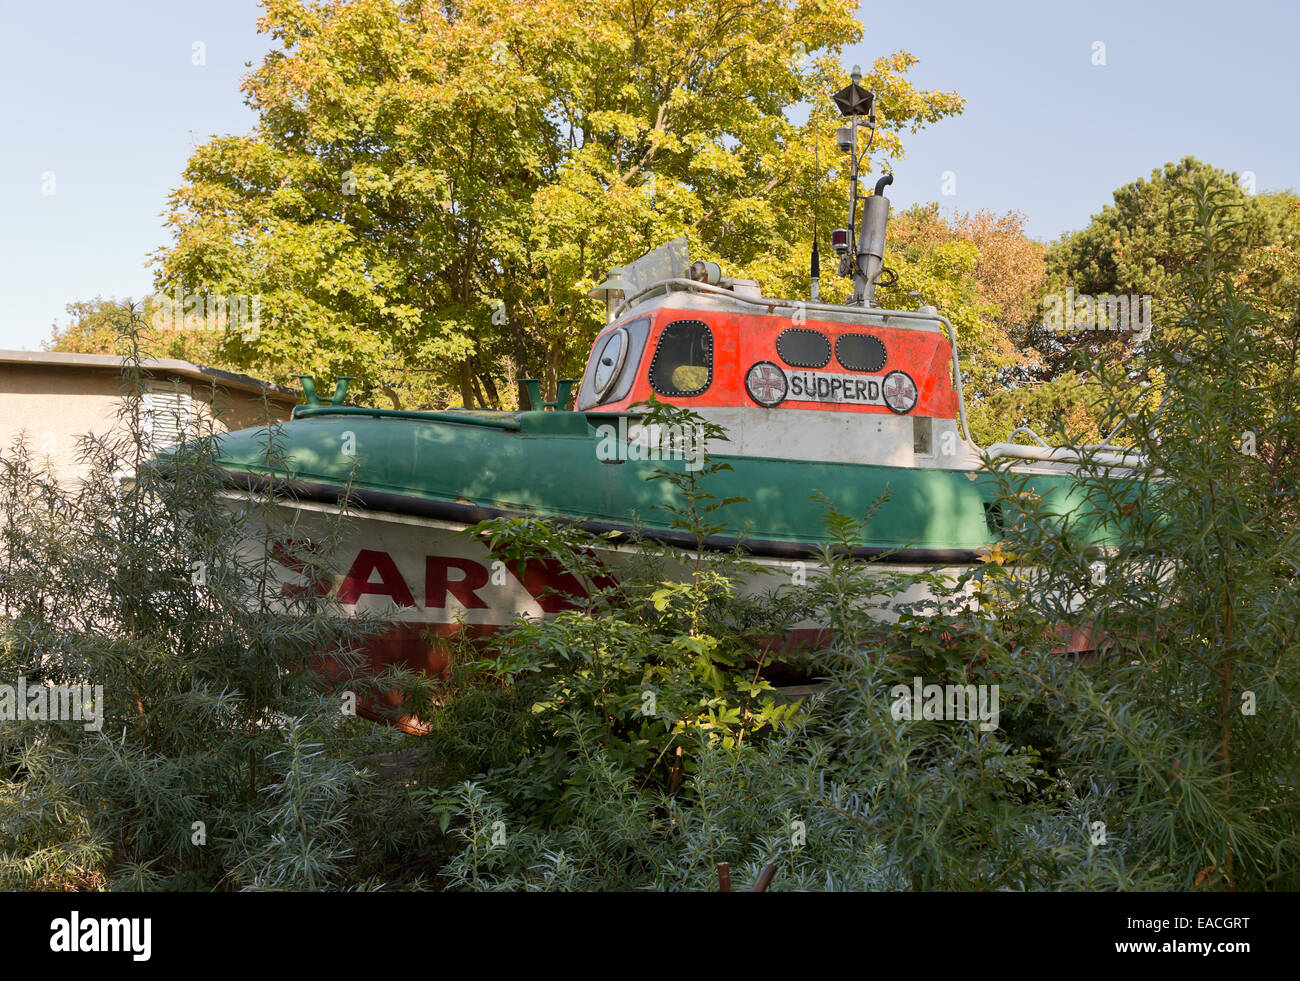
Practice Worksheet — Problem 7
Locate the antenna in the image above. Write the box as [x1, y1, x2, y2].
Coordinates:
[810, 213, 820, 301]
[810, 138, 821, 301]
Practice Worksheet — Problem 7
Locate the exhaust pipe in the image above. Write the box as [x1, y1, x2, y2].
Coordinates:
[856, 173, 892, 306]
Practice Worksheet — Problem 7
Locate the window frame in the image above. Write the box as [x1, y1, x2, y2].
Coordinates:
[835, 332, 888, 373]
[576, 316, 652, 411]
[776, 327, 832, 369]
[648, 319, 714, 397]
[591, 327, 630, 401]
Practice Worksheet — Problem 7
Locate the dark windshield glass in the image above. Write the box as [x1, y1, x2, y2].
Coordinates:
[649, 320, 713, 396]
[836, 333, 887, 372]
[777, 328, 831, 368]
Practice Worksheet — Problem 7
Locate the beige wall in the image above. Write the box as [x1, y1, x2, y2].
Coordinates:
[0, 363, 296, 483]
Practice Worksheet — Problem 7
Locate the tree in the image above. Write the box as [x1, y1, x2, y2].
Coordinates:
[152, 0, 963, 408]
[46, 297, 223, 366]
[997, 158, 1300, 450]
[880, 203, 1046, 402]
[1041, 157, 1293, 380]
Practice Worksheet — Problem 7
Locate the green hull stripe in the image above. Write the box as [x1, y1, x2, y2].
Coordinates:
[207, 414, 1122, 550]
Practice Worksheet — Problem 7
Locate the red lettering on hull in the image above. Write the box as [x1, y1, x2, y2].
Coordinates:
[425, 556, 490, 609]
[504, 556, 608, 613]
[270, 538, 331, 597]
[337, 549, 416, 607]
[319, 547, 618, 616]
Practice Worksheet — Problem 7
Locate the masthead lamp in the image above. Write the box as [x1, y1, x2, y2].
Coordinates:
[588, 266, 630, 324]
[832, 69, 875, 123]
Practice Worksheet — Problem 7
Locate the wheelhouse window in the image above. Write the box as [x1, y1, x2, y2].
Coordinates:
[836, 333, 888, 373]
[591, 328, 628, 400]
[576, 316, 652, 410]
[649, 320, 713, 397]
[777, 328, 831, 369]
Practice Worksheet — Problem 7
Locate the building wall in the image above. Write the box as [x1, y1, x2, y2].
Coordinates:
[0, 363, 296, 483]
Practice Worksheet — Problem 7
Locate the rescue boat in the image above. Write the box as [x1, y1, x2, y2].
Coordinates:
[201, 71, 1141, 699]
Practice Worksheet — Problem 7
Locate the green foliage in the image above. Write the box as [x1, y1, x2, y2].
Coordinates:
[1046, 157, 1289, 320]
[0, 316, 420, 890]
[967, 370, 1109, 447]
[978, 180, 1300, 887]
[880, 203, 1047, 401]
[451, 402, 799, 829]
[1017, 156, 1300, 445]
[45, 297, 227, 366]
[423, 192, 1300, 890]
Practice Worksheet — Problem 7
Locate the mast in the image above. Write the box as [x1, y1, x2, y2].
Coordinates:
[831, 67, 892, 307]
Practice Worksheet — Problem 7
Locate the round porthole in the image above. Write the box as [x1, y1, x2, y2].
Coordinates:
[836, 333, 887, 373]
[592, 327, 628, 400]
[745, 361, 788, 407]
[882, 370, 918, 414]
[776, 328, 831, 369]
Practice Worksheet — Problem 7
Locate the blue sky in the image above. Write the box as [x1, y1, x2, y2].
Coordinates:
[1, 0, 1295, 350]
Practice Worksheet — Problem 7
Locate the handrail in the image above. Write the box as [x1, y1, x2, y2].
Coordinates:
[290, 404, 520, 430]
[999, 426, 1145, 466]
[614, 277, 935, 323]
[984, 442, 1145, 469]
[1005, 425, 1050, 448]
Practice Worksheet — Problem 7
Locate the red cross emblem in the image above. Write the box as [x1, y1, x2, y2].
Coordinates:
[746, 362, 788, 405]
[882, 370, 918, 413]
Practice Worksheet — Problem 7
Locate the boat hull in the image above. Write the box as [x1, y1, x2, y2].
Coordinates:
[201, 410, 1129, 726]
[209, 409, 1041, 560]
[229, 492, 975, 723]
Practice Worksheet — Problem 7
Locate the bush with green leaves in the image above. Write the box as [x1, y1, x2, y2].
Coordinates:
[427, 397, 802, 823]
[0, 322, 426, 890]
[423, 185, 1299, 891]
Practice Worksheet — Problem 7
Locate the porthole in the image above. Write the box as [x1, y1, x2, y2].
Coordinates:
[591, 328, 628, 400]
[776, 328, 831, 369]
[836, 333, 887, 373]
[649, 320, 713, 397]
